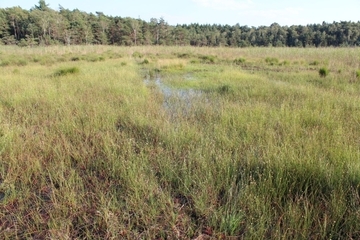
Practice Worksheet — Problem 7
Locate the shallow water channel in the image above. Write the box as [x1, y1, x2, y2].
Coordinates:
[144, 77, 205, 120]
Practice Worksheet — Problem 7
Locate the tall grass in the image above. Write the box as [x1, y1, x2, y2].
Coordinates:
[0, 45, 360, 239]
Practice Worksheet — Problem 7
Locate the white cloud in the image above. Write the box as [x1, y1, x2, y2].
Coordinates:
[192, 0, 253, 11]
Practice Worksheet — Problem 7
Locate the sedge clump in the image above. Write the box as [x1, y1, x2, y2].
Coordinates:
[54, 67, 80, 77]
[319, 67, 329, 77]
[356, 70, 360, 78]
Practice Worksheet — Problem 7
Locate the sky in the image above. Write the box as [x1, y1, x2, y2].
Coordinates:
[0, 0, 359, 27]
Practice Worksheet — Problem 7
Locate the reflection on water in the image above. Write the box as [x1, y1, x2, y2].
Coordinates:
[144, 77, 205, 120]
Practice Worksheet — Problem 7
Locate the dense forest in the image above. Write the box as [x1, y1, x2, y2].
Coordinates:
[1, 0, 360, 47]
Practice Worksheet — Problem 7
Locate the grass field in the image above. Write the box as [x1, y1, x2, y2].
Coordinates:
[1, 45, 360, 239]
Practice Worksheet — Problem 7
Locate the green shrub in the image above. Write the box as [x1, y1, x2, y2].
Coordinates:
[319, 67, 329, 77]
[54, 67, 80, 77]
[17, 39, 28, 47]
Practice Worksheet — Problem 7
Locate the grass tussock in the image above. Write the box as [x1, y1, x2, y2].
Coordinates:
[155, 59, 187, 72]
[71, 56, 81, 61]
[233, 57, 246, 65]
[356, 70, 360, 78]
[265, 57, 279, 65]
[0, 60, 11, 67]
[198, 54, 216, 64]
[309, 60, 320, 66]
[0, 45, 360, 239]
[85, 55, 106, 62]
[319, 67, 329, 77]
[54, 67, 80, 76]
[141, 59, 150, 64]
[177, 52, 194, 59]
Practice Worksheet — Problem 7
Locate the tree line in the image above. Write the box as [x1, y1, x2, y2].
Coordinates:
[1, 0, 360, 47]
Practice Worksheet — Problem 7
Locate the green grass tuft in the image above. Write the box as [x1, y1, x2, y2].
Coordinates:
[309, 60, 320, 66]
[16, 59, 28, 66]
[54, 67, 80, 76]
[71, 56, 81, 61]
[142, 59, 150, 64]
[233, 58, 246, 65]
[0, 60, 11, 67]
[319, 67, 329, 77]
[265, 57, 279, 65]
[177, 53, 193, 58]
[280, 60, 290, 66]
[217, 84, 233, 94]
[199, 55, 216, 64]
[356, 70, 360, 78]
[132, 51, 143, 58]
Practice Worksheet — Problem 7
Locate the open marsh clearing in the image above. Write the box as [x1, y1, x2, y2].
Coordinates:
[1, 46, 360, 239]
[144, 77, 210, 122]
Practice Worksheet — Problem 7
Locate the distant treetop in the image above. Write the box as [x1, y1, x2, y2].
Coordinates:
[0, 1, 359, 47]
